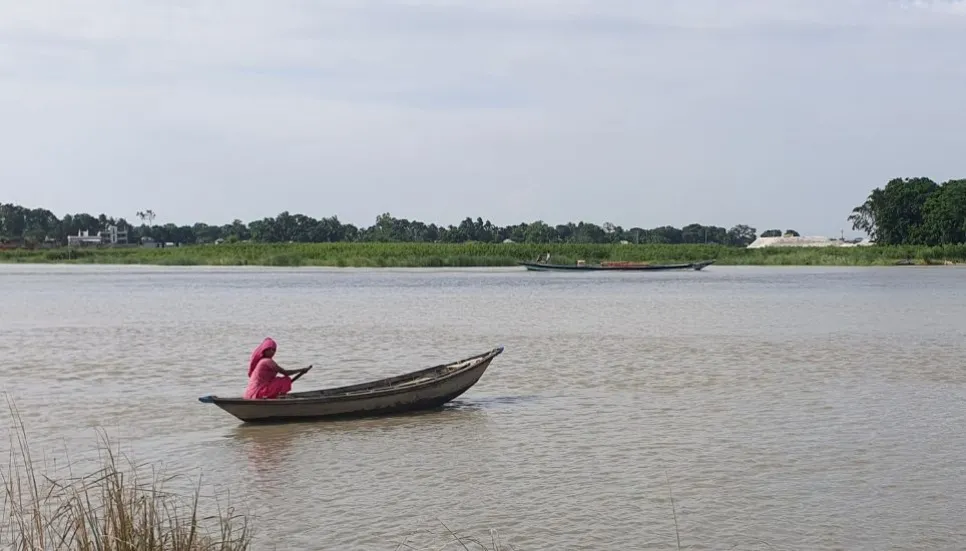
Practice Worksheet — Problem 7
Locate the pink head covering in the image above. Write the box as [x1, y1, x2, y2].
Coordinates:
[249, 337, 277, 377]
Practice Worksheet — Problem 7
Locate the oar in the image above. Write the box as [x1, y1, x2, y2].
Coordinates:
[290, 365, 312, 383]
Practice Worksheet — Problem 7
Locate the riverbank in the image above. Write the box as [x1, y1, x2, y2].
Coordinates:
[1, 242, 965, 267]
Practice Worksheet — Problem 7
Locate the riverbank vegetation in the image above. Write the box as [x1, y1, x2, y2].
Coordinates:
[2, 175, 964, 267]
[2, 241, 965, 267]
[1, 400, 252, 551]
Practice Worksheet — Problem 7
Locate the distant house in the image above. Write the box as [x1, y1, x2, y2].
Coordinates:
[105, 224, 128, 244]
[67, 225, 128, 247]
[67, 230, 106, 247]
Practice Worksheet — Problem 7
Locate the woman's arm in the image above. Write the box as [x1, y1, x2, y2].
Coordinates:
[271, 360, 306, 377]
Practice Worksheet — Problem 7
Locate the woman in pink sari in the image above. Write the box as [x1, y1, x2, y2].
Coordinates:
[244, 338, 310, 399]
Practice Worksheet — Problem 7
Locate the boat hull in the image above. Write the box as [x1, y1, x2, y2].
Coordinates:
[519, 259, 715, 272]
[199, 346, 503, 423]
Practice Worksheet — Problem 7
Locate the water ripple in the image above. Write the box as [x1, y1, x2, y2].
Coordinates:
[2, 265, 965, 550]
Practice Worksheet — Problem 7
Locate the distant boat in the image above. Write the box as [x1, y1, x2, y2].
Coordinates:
[518, 259, 715, 272]
[198, 346, 504, 424]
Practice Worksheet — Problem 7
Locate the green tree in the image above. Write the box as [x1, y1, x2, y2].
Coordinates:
[727, 225, 758, 246]
[877, 177, 939, 245]
[920, 179, 966, 245]
[847, 188, 883, 242]
[848, 177, 943, 245]
[0, 203, 26, 239]
[524, 221, 556, 243]
[648, 226, 683, 244]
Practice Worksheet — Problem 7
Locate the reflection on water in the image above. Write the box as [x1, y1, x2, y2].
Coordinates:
[224, 403, 496, 450]
[3, 265, 966, 550]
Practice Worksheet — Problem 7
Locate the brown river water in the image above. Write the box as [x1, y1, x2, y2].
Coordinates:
[2, 264, 966, 550]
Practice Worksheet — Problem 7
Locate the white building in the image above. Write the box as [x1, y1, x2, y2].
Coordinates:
[67, 230, 105, 247]
[67, 225, 129, 247]
[105, 224, 128, 244]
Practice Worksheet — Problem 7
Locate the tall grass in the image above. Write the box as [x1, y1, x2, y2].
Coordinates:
[1, 399, 252, 551]
[3, 242, 966, 267]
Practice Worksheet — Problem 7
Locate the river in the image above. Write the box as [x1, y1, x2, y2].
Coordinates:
[2, 264, 965, 550]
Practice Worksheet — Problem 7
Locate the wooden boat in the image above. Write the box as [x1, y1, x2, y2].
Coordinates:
[198, 346, 504, 423]
[518, 259, 715, 272]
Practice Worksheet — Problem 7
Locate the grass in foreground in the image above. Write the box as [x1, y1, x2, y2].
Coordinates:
[2, 242, 966, 267]
[1, 398, 252, 551]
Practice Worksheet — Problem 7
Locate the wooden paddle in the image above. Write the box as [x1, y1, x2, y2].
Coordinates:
[290, 365, 312, 383]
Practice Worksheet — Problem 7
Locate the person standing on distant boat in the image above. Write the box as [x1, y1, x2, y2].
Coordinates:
[244, 337, 307, 399]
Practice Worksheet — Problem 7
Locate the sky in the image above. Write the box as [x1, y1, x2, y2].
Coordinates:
[1, 0, 964, 236]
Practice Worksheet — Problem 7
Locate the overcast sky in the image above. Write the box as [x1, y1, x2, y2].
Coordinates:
[1, 1, 963, 235]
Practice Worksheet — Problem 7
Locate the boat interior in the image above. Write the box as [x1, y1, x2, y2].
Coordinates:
[280, 347, 501, 399]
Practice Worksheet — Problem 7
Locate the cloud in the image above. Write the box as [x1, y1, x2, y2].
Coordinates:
[1, 1, 964, 233]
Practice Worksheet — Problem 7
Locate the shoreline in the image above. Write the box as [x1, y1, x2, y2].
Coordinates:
[2, 242, 965, 268]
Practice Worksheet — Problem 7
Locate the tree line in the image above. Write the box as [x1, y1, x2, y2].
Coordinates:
[8, 175, 961, 248]
[0, 203, 786, 246]
[848, 177, 966, 246]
